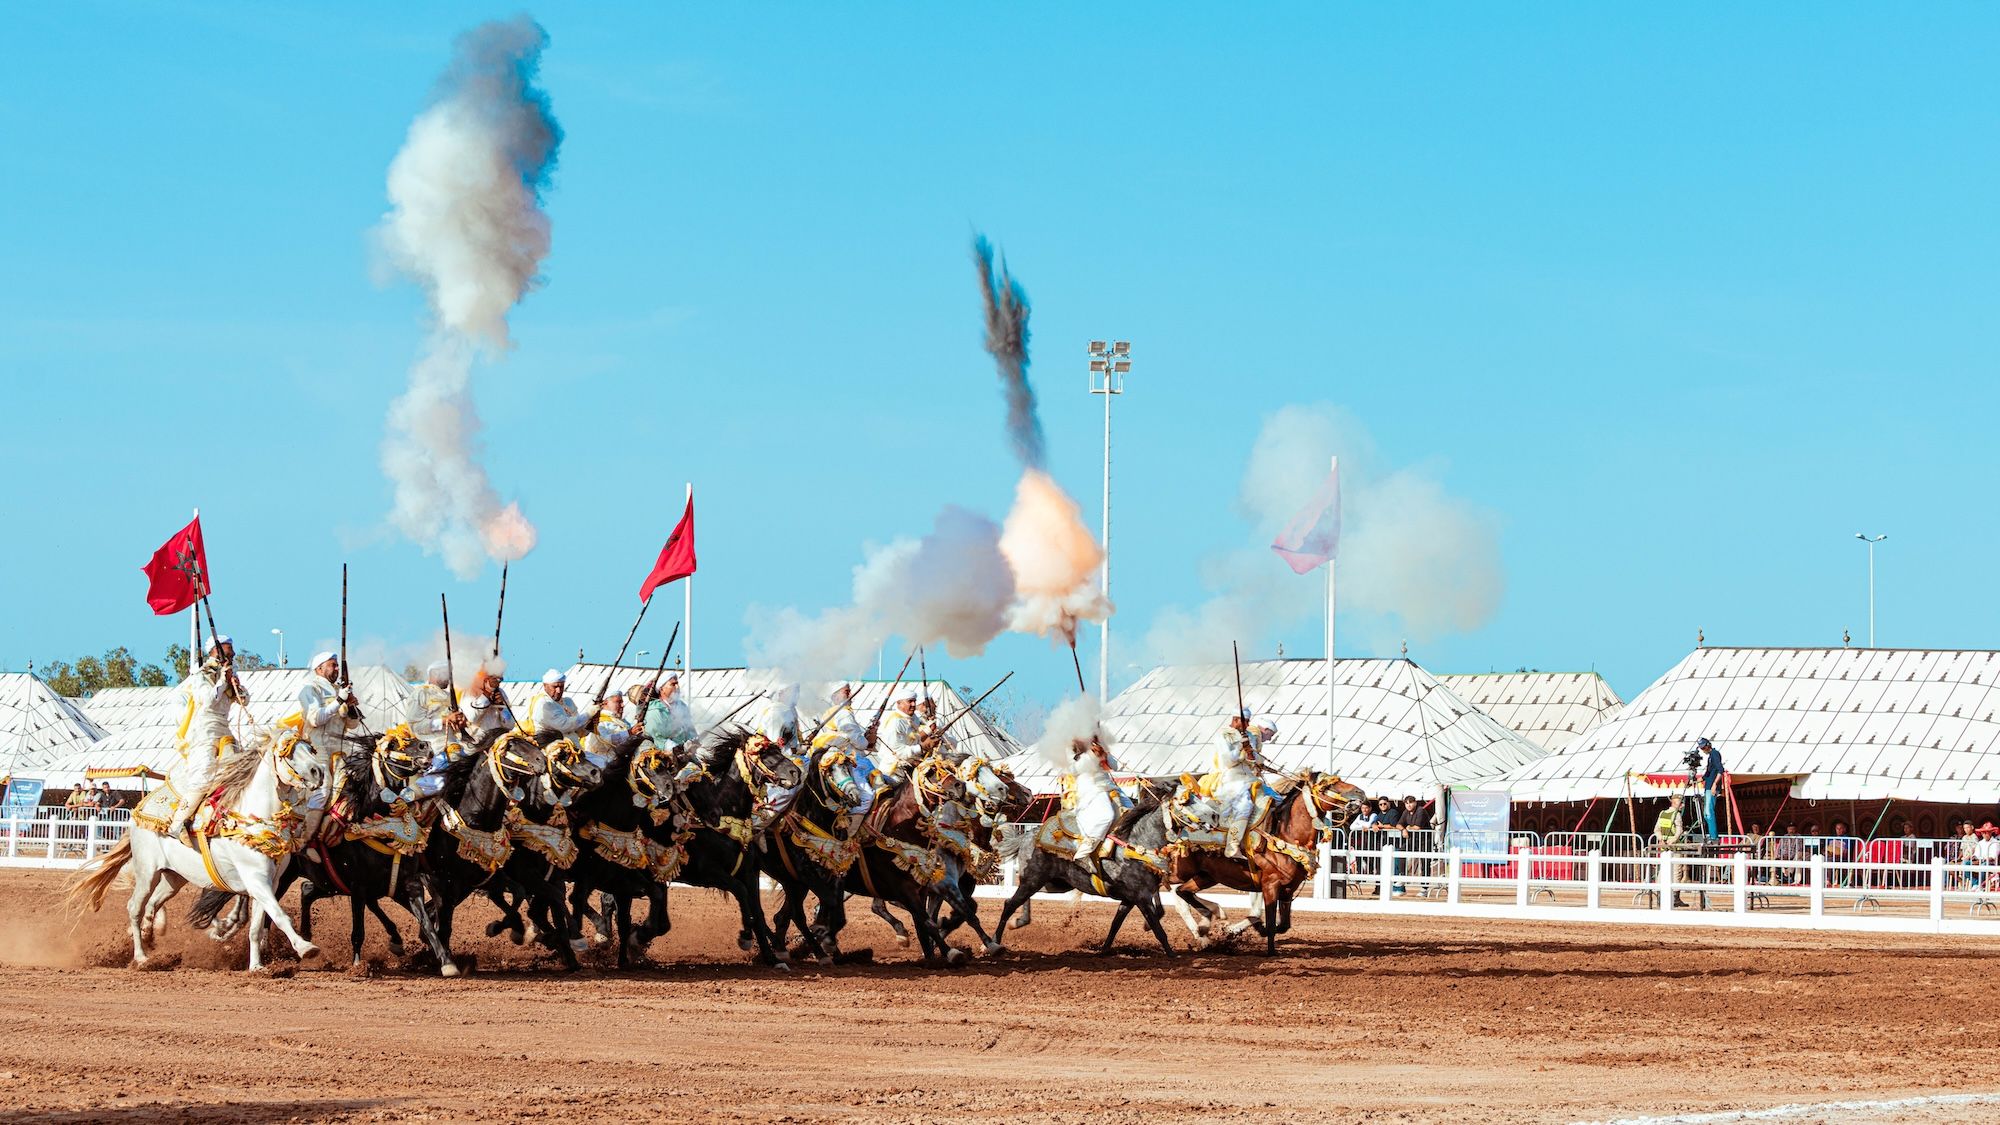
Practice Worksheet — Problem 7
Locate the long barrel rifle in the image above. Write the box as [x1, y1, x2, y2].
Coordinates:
[936, 671, 1015, 738]
[865, 648, 918, 749]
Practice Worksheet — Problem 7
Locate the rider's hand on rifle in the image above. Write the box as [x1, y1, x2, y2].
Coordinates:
[445, 709, 469, 733]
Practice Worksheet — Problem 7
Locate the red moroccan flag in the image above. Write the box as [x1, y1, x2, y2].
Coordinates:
[638, 494, 697, 603]
[142, 515, 210, 615]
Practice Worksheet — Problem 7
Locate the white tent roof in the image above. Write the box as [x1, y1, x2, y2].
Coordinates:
[1008, 657, 1548, 796]
[1497, 647, 2000, 804]
[542, 665, 1026, 764]
[2, 673, 109, 780]
[1436, 671, 1624, 752]
[40, 666, 418, 782]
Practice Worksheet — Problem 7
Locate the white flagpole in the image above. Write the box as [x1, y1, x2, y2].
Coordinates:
[682, 482, 693, 681]
[190, 506, 200, 675]
[1324, 458, 1337, 775]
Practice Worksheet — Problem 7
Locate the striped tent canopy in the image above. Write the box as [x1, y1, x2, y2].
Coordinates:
[1498, 647, 2000, 804]
[1436, 671, 1624, 752]
[1, 673, 109, 782]
[1008, 657, 1548, 797]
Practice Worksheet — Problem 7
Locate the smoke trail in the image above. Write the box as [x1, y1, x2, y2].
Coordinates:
[376, 17, 562, 578]
[1143, 403, 1503, 665]
[973, 236, 1043, 470]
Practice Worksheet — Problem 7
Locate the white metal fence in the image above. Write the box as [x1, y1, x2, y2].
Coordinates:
[979, 825, 2000, 937]
[0, 809, 133, 867]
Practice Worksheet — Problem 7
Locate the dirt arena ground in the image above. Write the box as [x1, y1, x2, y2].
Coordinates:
[1, 868, 1997, 1124]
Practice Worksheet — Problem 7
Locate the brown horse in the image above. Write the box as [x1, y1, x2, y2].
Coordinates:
[1163, 771, 1362, 954]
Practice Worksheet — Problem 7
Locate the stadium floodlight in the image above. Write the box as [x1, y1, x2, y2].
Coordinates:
[1088, 338, 1133, 702]
[270, 627, 286, 668]
[1854, 533, 1887, 647]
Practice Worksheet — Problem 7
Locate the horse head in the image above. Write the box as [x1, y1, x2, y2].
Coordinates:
[1299, 771, 1366, 834]
[487, 730, 551, 803]
[541, 736, 605, 805]
[370, 724, 426, 805]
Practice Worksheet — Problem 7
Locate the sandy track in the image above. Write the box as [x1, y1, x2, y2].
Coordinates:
[1, 868, 1996, 1124]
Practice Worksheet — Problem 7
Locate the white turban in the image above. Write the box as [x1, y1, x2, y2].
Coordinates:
[1239, 706, 1254, 721]
[542, 669, 566, 685]
[204, 634, 233, 653]
[425, 661, 450, 687]
[310, 651, 339, 671]
[894, 686, 918, 704]
[1253, 716, 1279, 739]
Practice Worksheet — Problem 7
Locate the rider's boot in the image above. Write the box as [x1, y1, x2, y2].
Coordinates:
[1072, 834, 1104, 862]
[1223, 815, 1250, 859]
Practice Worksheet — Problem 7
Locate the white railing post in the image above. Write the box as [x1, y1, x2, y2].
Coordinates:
[1313, 839, 1331, 900]
[1809, 854, 1825, 916]
[5, 817, 16, 859]
[1515, 845, 1530, 906]
[1447, 847, 1462, 904]
[1931, 857, 1946, 923]
[1658, 852, 1673, 914]
[1733, 850, 1749, 914]
[1586, 849, 1602, 910]
[1378, 845, 1394, 901]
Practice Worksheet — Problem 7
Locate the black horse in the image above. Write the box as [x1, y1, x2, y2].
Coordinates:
[994, 795, 1179, 956]
[552, 740, 679, 968]
[421, 731, 602, 974]
[646, 726, 799, 968]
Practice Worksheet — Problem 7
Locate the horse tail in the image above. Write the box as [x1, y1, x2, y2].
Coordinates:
[998, 822, 1035, 864]
[187, 887, 237, 929]
[66, 837, 133, 913]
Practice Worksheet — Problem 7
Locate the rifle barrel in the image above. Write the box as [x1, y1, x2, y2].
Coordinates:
[939, 670, 1014, 737]
[492, 561, 508, 660]
[442, 593, 460, 712]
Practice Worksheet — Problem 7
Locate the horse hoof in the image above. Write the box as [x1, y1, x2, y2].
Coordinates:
[386, 937, 406, 958]
[569, 938, 589, 955]
[298, 944, 322, 963]
[348, 959, 377, 979]
[484, 920, 507, 938]
[946, 948, 969, 967]
[737, 934, 753, 952]
[984, 941, 1005, 956]
[440, 962, 461, 978]
[896, 934, 911, 949]
[1008, 916, 1030, 930]
[522, 923, 540, 946]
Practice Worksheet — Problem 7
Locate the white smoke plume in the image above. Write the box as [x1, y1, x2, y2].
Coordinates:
[1000, 469, 1112, 645]
[328, 628, 504, 693]
[1144, 403, 1503, 665]
[1032, 694, 1104, 777]
[376, 17, 562, 579]
[854, 506, 1015, 658]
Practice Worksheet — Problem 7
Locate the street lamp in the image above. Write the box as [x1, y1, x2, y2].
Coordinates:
[270, 627, 286, 668]
[1088, 340, 1132, 701]
[1854, 533, 1887, 647]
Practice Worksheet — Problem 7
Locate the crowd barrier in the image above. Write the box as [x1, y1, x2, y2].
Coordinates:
[0, 809, 133, 866]
[981, 824, 2000, 937]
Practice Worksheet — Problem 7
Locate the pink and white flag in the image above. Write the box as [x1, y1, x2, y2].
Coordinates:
[1271, 460, 1341, 575]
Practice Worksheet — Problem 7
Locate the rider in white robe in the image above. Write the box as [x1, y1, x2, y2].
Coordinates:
[410, 662, 471, 799]
[812, 686, 875, 834]
[584, 692, 637, 769]
[1214, 709, 1273, 858]
[1065, 736, 1122, 861]
[298, 653, 362, 810]
[874, 689, 923, 783]
[164, 635, 247, 839]
[524, 669, 597, 741]
[741, 685, 802, 819]
[463, 668, 516, 738]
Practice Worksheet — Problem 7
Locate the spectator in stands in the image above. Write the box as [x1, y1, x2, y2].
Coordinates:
[1827, 821, 1854, 886]
[1400, 795, 1432, 832]
[1954, 821, 1982, 889]
[63, 787, 89, 811]
[98, 783, 123, 811]
[1374, 796, 1401, 829]
[1745, 824, 1767, 883]
[1777, 825, 1803, 884]
[1975, 824, 2000, 888]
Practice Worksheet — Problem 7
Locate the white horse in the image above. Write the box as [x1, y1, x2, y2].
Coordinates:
[71, 728, 327, 971]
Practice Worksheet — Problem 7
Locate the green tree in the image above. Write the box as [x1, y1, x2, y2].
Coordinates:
[41, 644, 201, 696]
[165, 643, 190, 680]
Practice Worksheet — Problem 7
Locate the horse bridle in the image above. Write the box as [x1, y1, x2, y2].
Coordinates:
[488, 732, 548, 802]
[372, 727, 425, 805]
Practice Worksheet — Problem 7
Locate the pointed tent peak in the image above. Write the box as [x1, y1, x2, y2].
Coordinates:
[2, 672, 110, 779]
[1435, 670, 1627, 753]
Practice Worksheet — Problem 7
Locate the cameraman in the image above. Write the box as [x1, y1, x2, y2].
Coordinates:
[1697, 738, 1724, 839]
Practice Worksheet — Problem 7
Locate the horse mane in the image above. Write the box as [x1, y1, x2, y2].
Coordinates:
[206, 737, 271, 809]
[336, 745, 374, 808]
[439, 742, 489, 805]
[1108, 794, 1158, 838]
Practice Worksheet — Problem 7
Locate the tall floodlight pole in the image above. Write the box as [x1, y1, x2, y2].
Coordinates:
[1087, 340, 1131, 700]
[270, 627, 286, 669]
[1854, 533, 1887, 647]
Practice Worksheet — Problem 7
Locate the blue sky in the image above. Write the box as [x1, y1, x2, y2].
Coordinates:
[6, 4, 1998, 712]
